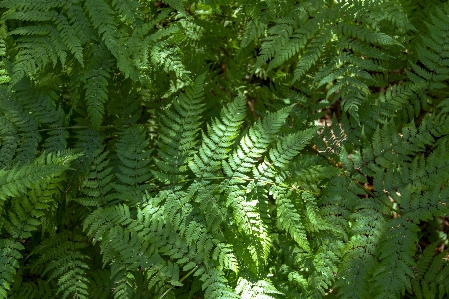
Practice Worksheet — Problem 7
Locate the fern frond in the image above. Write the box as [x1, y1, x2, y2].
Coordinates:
[335, 201, 385, 299]
[151, 42, 190, 81]
[37, 232, 91, 299]
[75, 147, 115, 207]
[114, 125, 152, 196]
[161, 0, 186, 15]
[235, 274, 283, 299]
[0, 239, 24, 299]
[1, 1, 448, 298]
[273, 187, 310, 252]
[89, 270, 113, 299]
[9, 279, 57, 299]
[255, 7, 309, 70]
[111, 0, 142, 25]
[223, 105, 292, 177]
[189, 93, 246, 177]
[0, 84, 54, 165]
[291, 29, 333, 84]
[199, 268, 239, 299]
[12, 81, 69, 152]
[253, 128, 316, 182]
[83, 204, 132, 243]
[82, 59, 111, 130]
[411, 242, 449, 299]
[406, 3, 449, 95]
[66, 1, 96, 44]
[0, 150, 81, 200]
[371, 218, 419, 299]
[0, 30, 10, 85]
[54, 14, 84, 66]
[153, 73, 205, 185]
[85, 0, 119, 56]
[306, 243, 341, 299]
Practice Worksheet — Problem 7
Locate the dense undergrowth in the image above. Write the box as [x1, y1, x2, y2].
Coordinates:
[1, 0, 449, 298]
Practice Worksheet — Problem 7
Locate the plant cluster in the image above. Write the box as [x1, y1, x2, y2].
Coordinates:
[1, 0, 449, 298]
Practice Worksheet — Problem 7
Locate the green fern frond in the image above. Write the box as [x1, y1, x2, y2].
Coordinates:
[0, 239, 24, 299]
[0, 30, 10, 85]
[151, 42, 190, 81]
[406, 3, 449, 95]
[161, 0, 186, 15]
[72, 129, 104, 175]
[253, 128, 316, 182]
[111, 0, 142, 25]
[189, 93, 246, 177]
[4, 190, 53, 239]
[231, 186, 272, 271]
[66, 1, 96, 44]
[269, 18, 324, 73]
[38, 233, 91, 299]
[75, 147, 115, 207]
[336, 23, 401, 47]
[235, 274, 283, 299]
[89, 270, 112, 299]
[335, 201, 385, 299]
[255, 7, 310, 71]
[12, 81, 69, 152]
[2, 0, 88, 84]
[114, 125, 153, 196]
[273, 187, 310, 252]
[9, 279, 57, 299]
[371, 218, 419, 299]
[199, 268, 239, 299]
[153, 73, 205, 185]
[101, 225, 151, 299]
[85, 0, 119, 55]
[83, 204, 132, 243]
[291, 29, 333, 84]
[411, 242, 449, 299]
[306, 244, 341, 299]
[54, 14, 84, 66]
[223, 105, 292, 177]
[0, 150, 81, 200]
[83, 66, 110, 130]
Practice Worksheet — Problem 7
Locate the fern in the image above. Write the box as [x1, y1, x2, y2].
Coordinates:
[32, 230, 90, 299]
[0, 150, 80, 298]
[0, 150, 81, 200]
[113, 125, 153, 197]
[1, 1, 449, 298]
[153, 73, 205, 185]
[0, 239, 23, 298]
[406, 3, 449, 97]
[189, 93, 246, 177]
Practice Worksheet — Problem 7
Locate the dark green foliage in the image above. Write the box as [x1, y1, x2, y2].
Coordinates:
[1, 1, 449, 298]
